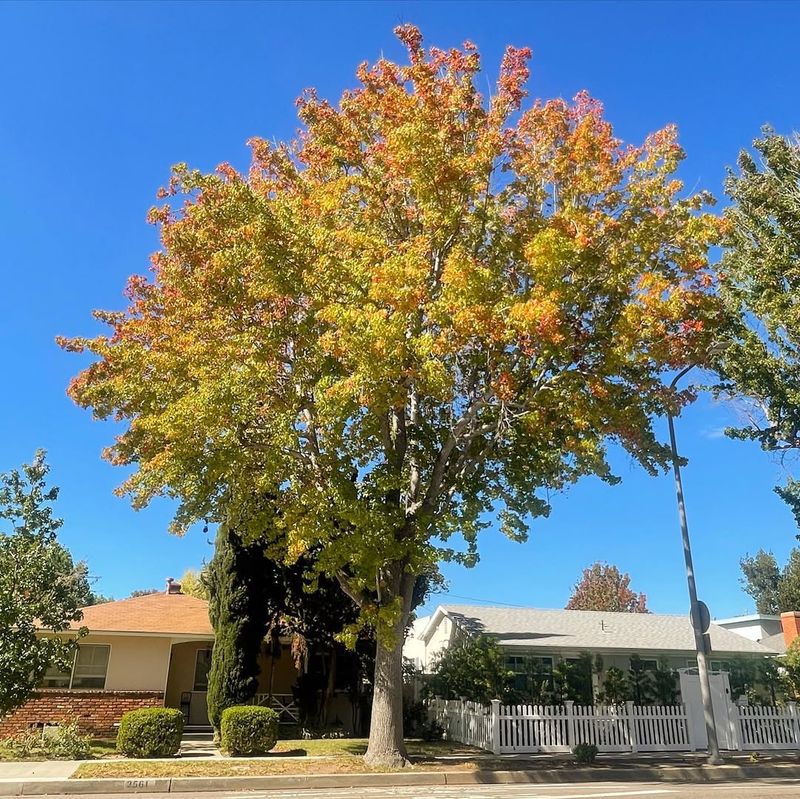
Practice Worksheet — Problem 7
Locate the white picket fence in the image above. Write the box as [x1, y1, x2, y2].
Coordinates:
[430, 697, 800, 754]
[430, 698, 690, 754]
[733, 704, 800, 750]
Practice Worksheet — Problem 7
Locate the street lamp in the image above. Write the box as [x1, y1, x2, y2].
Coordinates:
[666, 363, 724, 765]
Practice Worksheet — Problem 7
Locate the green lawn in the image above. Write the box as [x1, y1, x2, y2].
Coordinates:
[272, 738, 482, 758]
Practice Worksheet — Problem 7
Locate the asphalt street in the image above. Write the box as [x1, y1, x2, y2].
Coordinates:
[52, 783, 800, 799]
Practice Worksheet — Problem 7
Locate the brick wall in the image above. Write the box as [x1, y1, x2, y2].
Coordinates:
[0, 690, 165, 738]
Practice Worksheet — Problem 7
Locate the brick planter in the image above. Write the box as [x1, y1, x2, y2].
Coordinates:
[0, 690, 164, 738]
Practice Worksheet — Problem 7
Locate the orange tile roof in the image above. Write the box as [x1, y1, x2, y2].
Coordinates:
[72, 592, 213, 637]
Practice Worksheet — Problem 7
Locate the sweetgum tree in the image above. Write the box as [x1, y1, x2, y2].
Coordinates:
[566, 562, 649, 612]
[60, 27, 721, 765]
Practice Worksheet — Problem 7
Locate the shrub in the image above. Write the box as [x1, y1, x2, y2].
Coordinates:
[573, 742, 599, 765]
[429, 635, 514, 704]
[220, 706, 279, 756]
[116, 708, 183, 758]
[0, 722, 92, 760]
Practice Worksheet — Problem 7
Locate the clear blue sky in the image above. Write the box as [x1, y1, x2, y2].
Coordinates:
[2, 1, 799, 615]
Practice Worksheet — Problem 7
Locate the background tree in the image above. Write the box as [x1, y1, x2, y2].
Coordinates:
[740, 550, 782, 613]
[741, 548, 800, 613]
[60, 27, 721, 765]
[129, 588, 160, 598]
[0, 452, 86, 715]
[178, 568, 209, 600]
[714, 130, 800, 521]
[566, 562, 649, 612]
[741, 549, 782, 613]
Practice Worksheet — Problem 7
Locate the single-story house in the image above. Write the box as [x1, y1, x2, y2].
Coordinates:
[0, 580, 357, 738]
[405, 604, 782, 694]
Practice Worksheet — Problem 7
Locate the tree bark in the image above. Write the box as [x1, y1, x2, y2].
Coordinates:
[363, 580, 412, 767]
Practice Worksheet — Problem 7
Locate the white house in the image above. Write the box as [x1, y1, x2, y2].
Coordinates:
[715, 612, 788, 654]
[406, 604, 780, 678]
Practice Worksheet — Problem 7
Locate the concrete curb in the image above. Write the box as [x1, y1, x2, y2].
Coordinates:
[2, 763, 800, 794]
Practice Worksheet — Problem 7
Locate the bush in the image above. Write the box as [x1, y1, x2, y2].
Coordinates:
[116, 708, 184, 758]
[220, 706, 279, 756]
[0, 722, 92, 760]
[573, 742, 599, 765]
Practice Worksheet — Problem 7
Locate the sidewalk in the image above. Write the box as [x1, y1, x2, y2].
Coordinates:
[0, 761, 78, 779]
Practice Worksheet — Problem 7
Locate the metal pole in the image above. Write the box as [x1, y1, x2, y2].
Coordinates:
[667, 365, 723, 764]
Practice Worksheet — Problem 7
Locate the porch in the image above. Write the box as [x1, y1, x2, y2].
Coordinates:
[163, 641, 302, 729]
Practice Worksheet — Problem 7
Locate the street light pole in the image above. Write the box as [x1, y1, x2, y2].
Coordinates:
[666, 364, 723, 765]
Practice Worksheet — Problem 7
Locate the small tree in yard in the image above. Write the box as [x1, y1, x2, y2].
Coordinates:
[429, 636, 513, 704]
[0, 452, 86, 716]
[566, 562, 649, 613]
[60, 28, 722, 765]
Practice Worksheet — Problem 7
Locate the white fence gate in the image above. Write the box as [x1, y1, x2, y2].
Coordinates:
[430, 696, 800, 755]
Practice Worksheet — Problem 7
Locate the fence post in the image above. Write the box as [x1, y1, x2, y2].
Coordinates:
[564, 700, 576, 749]
[625, 701, 638, 753]
[728, 702, 741, 752]
[490, 699, 501, 755]
[685, 701, 699, 752]
[788, 702, 799, 748]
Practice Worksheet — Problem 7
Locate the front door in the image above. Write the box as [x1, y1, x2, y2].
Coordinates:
[188, 648, 212, 727]
[188, 691, 209, 726]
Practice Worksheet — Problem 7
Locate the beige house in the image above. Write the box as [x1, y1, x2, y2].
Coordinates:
[1, 581, 305, 738]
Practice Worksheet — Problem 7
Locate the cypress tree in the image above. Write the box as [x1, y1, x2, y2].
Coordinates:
[205, 524, 272, 733]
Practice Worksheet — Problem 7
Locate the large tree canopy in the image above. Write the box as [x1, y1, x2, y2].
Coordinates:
[715, 130, 800, 520]
[60, 27, 721, 765]
[0, 452, 86, 716]
[566, 561, 649, 613]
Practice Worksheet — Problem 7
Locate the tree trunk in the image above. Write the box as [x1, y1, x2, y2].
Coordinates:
[321, 645, 337, 726]
[363, 576, 413, 767]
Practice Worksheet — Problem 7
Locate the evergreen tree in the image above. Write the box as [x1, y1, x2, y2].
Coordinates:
[205, 524, 271, 732]
[740, 548, 800, 613]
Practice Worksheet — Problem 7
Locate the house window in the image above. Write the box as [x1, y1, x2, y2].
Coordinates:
[193, 649, 212, 691]
[505, 656, 553, 692]
[40, 663, 72, 689]
[630, 659, 659, 672]
[710, 660, 731, 672]
[71, 645, 110, 688]
[40, 645, 110, 690]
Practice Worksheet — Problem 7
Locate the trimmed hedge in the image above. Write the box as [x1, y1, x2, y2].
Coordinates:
[116, 707, 184, 758]
[220, 706, 279, 756]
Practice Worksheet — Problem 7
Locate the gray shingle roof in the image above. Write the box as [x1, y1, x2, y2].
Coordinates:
[435, 604, 779, 656]
[759, 632, 787, 655]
